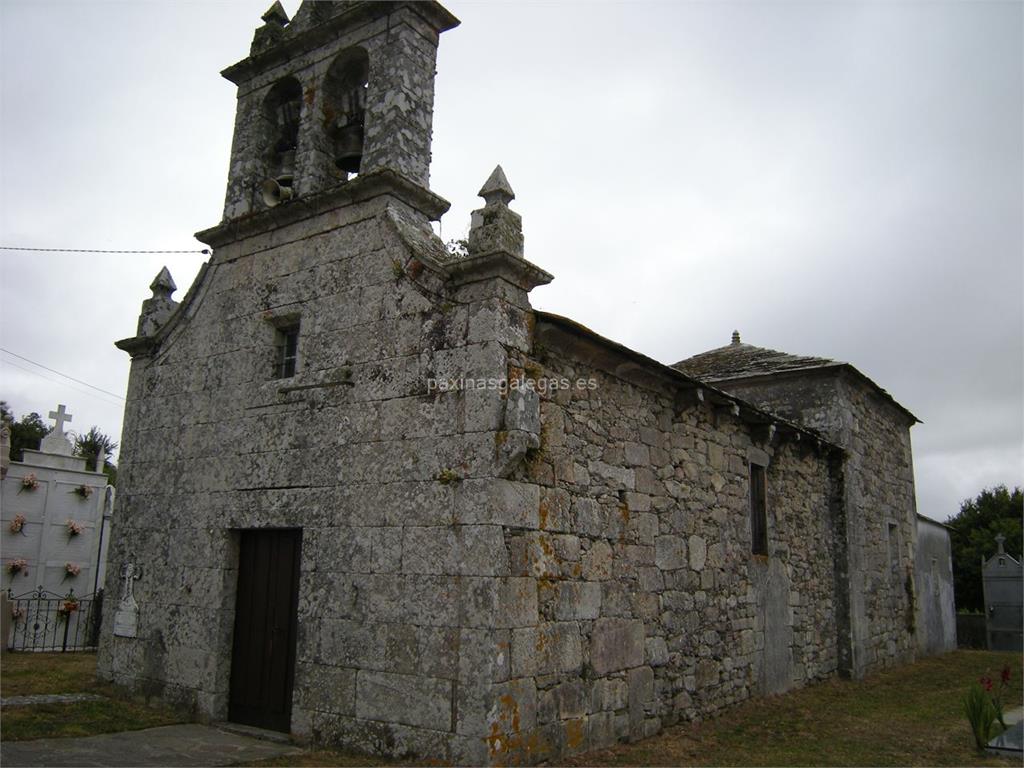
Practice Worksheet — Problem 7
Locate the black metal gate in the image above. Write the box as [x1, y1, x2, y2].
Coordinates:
[6, 587, 103, 652]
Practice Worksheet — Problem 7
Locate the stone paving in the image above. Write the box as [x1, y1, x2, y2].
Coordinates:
[1, 693, 107, 708]
[0, 723, 302, 767]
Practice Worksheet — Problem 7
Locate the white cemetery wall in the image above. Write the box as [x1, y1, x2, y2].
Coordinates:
[1, 449, 110, 601]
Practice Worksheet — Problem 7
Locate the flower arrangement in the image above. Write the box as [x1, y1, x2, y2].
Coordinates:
[63, 562, 81, 582]
[9, 514, 26, 535]
[18, 473, 39, 493]
[72, 484, 93, 499]
[65, 519, 83, 539]
[10, 605, 26, 622]
[57, 598, 79, 618]
[7, 558, 28, 577]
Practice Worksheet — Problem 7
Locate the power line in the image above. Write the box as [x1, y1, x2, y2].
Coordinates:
[1, 358, 124, 408]
[1, 246, 210, 254]
[0, 348, 126, 400]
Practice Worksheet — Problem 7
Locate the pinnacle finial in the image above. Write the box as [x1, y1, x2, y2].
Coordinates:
[478, 165, 515, 207]
[731, 330, 741, 345]
[150, 266, 177, 297]
[261, 1, 289, 26]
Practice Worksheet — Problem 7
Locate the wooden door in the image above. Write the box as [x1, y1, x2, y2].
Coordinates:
[228, 528, 301, 732]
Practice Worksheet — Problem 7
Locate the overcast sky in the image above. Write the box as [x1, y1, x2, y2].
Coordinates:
[1, 0, 1020, 523]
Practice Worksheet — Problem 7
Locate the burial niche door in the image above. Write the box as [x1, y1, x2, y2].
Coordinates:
[228, 528, 302, 732]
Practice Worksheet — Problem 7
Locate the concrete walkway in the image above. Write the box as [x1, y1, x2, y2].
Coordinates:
[0, 723, 303, 767]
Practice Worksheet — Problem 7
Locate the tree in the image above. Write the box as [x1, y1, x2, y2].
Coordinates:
[74, 426, 118, 487]
[1, 401, 51, 462]
[947, 485, 1023, 613]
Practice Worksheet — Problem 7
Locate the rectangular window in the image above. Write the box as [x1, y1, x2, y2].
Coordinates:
[274, 323, 300, 379]
[887, 522, 900, 573]
[750, 463, 767, 555]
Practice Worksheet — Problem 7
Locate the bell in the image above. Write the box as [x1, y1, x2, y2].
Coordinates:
[277, 149, 296, 183]
[333, 122, 363, 174]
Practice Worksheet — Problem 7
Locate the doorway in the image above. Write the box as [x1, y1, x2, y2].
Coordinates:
[228, 528, 302, 732]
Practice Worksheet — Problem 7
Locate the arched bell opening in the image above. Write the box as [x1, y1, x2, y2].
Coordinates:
[322, 48, 369, 180]
[259, 76, 303, 206]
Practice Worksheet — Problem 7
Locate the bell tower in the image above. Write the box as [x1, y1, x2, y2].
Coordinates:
[215, 0, 459, 221]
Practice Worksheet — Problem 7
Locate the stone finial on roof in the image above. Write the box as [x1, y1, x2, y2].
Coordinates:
[261, 1, 290, 26]
[137, 267, 180, 338]
[478, 165, 515, 207]
[731, 330, 741, 345]
[995, 533, 1006, 555]
[149, 267, 177, 298]
[468, 165, 524, 259]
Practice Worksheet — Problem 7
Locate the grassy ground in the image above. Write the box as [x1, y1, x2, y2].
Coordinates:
[562, 650, 1021, 767]
[1, 650, 1018, 764]
[0, 651, 185, 741]
[245, 650, 1021, 767]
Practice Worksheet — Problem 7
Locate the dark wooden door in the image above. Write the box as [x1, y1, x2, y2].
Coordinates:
[228, 528, 301, 732]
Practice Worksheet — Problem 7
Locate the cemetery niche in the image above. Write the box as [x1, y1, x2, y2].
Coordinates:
[2, 404, 115, 652]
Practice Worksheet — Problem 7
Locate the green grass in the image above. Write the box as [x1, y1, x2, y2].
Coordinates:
[244, 651, 1021, 767]
[1, 651, 186, 741]
[1, 651, 103, 697]
[1, 698, 186, 742]
[563, 650, 1021, 767]
[3, 650, 1019, 764]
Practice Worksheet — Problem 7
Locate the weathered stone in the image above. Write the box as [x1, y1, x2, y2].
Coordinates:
[591, 678, 628, 712]
[555, 581, 601, 621]
[581, 540, 613, 581]
[645, 636, 670, 667]
[627, 666, 654, 734]
[590, 618, 645, 675]
[511, 623, 583, 677]
[689, 534, 708, 572]
[355, 670, 452, 731]
[654, 535, 687, 570]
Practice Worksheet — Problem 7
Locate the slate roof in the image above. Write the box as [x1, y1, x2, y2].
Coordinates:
[672, 333, 920, 425]
[673, 339, 839, 381]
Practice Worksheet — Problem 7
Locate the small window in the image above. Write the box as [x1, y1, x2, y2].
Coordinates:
[750, 463, 767, 555]
[274, 323, 300, 378]
[887, 522, 900, 573]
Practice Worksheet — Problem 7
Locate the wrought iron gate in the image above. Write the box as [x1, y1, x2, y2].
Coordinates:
[6, 587, 103, 652]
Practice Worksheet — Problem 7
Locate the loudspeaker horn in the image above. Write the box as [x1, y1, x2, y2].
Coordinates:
[260, 178, 294, 208]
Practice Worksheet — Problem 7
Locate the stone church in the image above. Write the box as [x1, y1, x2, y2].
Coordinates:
[98, 2, 921, 763]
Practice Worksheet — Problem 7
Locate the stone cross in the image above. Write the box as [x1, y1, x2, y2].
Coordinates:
[114, 562, 142, 639]
[120, 562, 142, 604]
[995, 533, 1006, 555]
[48, 404, 72, 436]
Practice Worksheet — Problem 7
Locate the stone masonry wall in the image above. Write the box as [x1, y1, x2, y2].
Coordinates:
[721, 372, 918, 677]
[485, 327, 842, 762]
[97, 194, 541, 764]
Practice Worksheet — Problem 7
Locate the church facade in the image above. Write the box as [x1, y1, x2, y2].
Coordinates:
[98, 2, 921, 763]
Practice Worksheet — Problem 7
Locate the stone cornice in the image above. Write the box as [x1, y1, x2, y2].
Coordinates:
[444, 251, 553, 292]
[221, 1, 460, 86]
[195, 169, 450, 249]
[114, 335, 156, 359]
